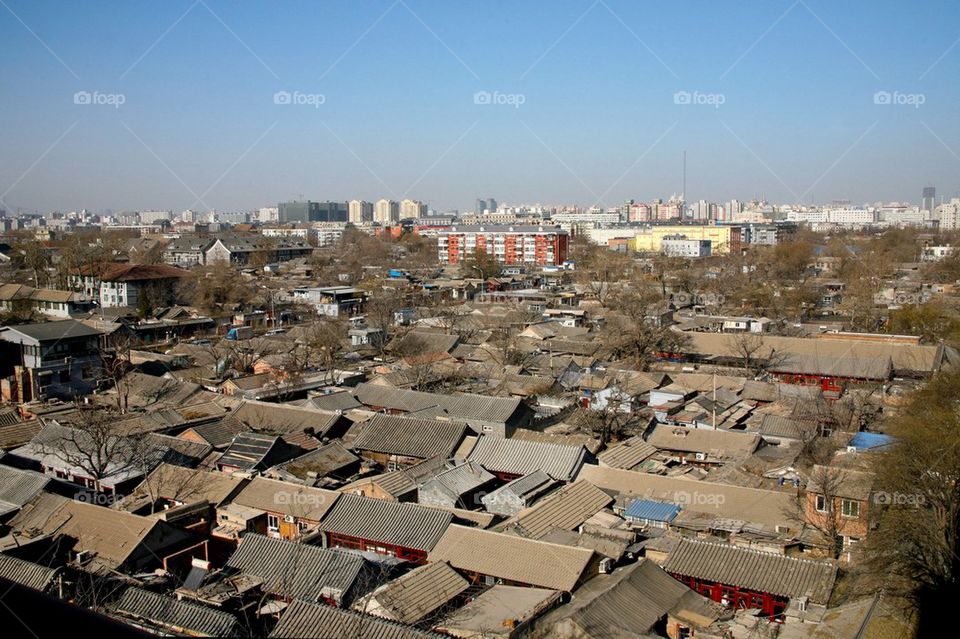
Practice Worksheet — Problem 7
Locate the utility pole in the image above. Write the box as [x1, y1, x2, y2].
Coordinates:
[712, 371, 717, 430]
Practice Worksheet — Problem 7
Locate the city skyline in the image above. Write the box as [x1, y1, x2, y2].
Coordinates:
[2, 1, 960, 213]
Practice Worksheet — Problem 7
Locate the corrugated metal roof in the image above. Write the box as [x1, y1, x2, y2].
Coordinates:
[352, 414, 468, 460]
[501, 480, 613, 539]
[226, 533, 365, 603]
[270, 599, 442, 639]
[466, 435, 586, 481]
[320, 494, 452, 553]
[356, 561, 468, 625]
[623, 499, 681, 523]
[428, 524, 594, 592]
[663, 538, 837, 603]
[0, 554, 58, 591]
[111, 586, 239, 637]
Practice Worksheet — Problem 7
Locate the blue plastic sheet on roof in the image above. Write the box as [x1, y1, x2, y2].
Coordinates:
[624, 499, 681, 523]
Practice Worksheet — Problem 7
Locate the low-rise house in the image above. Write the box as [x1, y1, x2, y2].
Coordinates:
[428, 524, 597, 592]
[351, 414, 469, 470]
[0, 554, 60, 594]
[0, 465, 52, 521]
[418, 461, 496, 510]
[2, 493, 194, 573]
[0, 283, 94, 318]
[578, 465, 799, 537]
[215, 432, 301, 475]
[265, 441, 361, 487]
[96, 263, 190, 309]
[480, 470, 559, 517]
[622, 499, 681, 528]
[217, 533, 368, 607]
[319, 493, 452, 563]
[205, 236, 312, 266]
[497, 480, 613, 541]
[536, 558, 722, 639]
[645, 424, 763, 467]
[435, 585, 562, 639]
[465, 435, 587, 482]
[661, 537, 837, 620]
[338, 456, 448, 503]
[118, 463, 248, 515]
[224, 477, 339, 541]
[596, 435, 658, 471]
[350, 560, 469, 625]
[270, 599, 440, 639]
[353, 382, 534, 436]
[805, 464, 874, 557]
[108, 586, 240, 637]
[162, 235, 213, 266]
[0, 320, 103, 402]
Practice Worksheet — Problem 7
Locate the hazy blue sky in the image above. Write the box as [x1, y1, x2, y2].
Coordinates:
[1, 0, 959, 214]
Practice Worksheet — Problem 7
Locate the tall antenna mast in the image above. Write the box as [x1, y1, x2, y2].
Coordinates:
[682, 151, 686, 201]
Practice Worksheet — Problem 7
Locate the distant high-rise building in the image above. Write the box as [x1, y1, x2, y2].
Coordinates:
[400, 199, 428, 219]
[922, 186, 936, 213]
[487, 198, 497, 213]
[348, 200, 373, 223]
[475, 198, 485, 215]
[374, 199, 400, 223]
[278, 200, 347, 223]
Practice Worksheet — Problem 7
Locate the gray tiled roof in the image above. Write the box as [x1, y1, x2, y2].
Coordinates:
[319, 494, 451, 553]
[352, 414, 468, 460]
[353, 383, 523, 424]
[662, 538, 837, 604]
[466, 435, 586, 481]
[226, 533, 365, 603]
[355, 561, 468, 625]
[111, 586, 239, 637]
[0, 554, 58, 591]
[270, 599, 441, 639]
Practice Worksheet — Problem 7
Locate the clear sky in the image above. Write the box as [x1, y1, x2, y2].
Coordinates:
[1, 0, 959, 214]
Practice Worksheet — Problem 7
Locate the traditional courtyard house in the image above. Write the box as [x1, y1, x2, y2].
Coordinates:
[497, 480, 613, 541]
[224, 477, 339, 541]
[108, 586, 240, 637]
[661, 538, 837, 620]
[465, 435, 587, 482]
[318, 493, 452, 563]
[351, 414, 469, 471]
[350, 560, 469, 625]
[418, 461, 496, 510]
[428, 524, 597, 592]
[214, 432, 301, 475]
[480, 469, 559, 517]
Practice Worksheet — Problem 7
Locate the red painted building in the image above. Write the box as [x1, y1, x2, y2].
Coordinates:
[437, 225, 569, 266]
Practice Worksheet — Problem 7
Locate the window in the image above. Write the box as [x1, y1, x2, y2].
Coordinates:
[815, 495, 830, 513]
[297, 521, 309, 533]
[841, 499, 860, 518]
[267, 514, 279, 532]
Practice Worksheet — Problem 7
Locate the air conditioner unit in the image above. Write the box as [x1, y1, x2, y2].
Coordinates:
[283, 515, 295, 524]
[695, 452, 707, 461]
[599, 558, 614, 574]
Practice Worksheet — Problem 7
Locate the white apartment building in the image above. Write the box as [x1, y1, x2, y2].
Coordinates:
[935, 199, 960, 231]
[661, 236, 712, 258]
[348, 200, 373, 223]
[374, 199, 400, 224]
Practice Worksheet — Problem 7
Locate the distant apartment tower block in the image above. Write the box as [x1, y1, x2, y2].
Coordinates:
[348, 200, 373, 223]
[375, 199, 400, 223]
[437, 225, 569, 266]
[400, 199, 428, 218]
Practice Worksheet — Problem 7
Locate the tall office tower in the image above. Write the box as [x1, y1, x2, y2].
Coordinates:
[349, 200, 373, 223]
[375, 199, 400, 223]
[475, 198, 485, 215]
[487, 198, 498, 213]
[922, 186, 936, 213]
